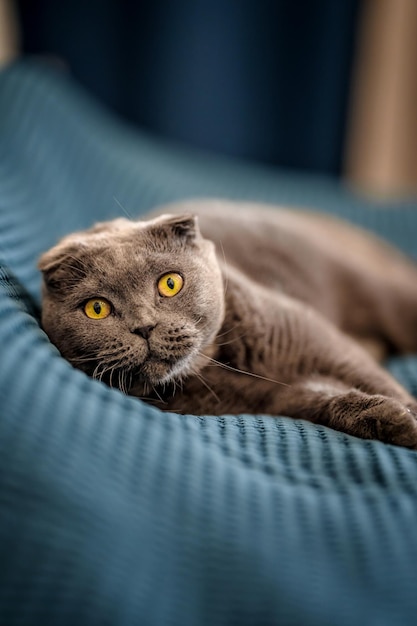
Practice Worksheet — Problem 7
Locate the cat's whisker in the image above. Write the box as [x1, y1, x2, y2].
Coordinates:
[54, 260, 85, 274]
[113, 196, 133, 219]
[72, 349, 131, 378]
[109, 365, 116, 388]
[65, 253, 108, 281]
[120, 369, 127, 394]
[110, 362, 126, 390]
[72, 351, 119, 364]
[118, 370, 124, 394]
[97, 361, 117, 385]
[198, 353, 291, 388]
[136, 396, 183, 413]
[218, 240, 229, 298]
[92, 362, 104, 380]
[98, 366, 108, 383]
[152, 385, 167, 404]
[94, 349, 124, 360]
[216, 332, 249, 347]
[122, 369, 129, 395]
[194, 371, 221, 404]
[128, 369, 134, 394]
[215, 323, 243, 339]
[172, 376, 185, 396]
[71, 355, 97, 364]
[94, 366, 105, 382]
[63, 254, 93, 275]
[133, 391, 159, 404]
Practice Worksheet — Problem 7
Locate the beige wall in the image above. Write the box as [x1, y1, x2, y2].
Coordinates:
[344, 0, 417, 196]
[0, 0, 19, 67]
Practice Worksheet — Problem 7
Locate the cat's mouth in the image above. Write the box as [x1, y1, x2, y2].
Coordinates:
[81, 345, 196, 394]
[139, 353, 193, 385]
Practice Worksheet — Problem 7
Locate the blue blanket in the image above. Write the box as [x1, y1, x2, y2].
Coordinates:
[1, 60, 417, 626]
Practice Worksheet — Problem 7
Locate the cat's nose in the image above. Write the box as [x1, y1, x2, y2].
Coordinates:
[132, 324, 156, 340]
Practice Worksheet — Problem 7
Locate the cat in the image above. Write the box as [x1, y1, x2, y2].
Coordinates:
[38, 199, 417, 448]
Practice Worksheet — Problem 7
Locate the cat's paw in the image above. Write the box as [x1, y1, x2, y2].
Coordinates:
[331, 393, 417, 449]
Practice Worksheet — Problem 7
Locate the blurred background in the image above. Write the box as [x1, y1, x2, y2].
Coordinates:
[1, 0, 416, 196]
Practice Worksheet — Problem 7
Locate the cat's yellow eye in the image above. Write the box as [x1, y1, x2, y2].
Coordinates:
[157, 273, 184, 297]
[84, 298, 112, 319]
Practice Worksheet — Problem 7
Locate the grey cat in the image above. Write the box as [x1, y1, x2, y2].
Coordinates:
[38, 200, 417, 448]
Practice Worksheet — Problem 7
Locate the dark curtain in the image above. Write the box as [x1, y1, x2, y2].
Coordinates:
[17, 0, 360, 176]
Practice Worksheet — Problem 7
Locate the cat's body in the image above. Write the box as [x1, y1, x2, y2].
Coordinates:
[39, 200, 417, 448]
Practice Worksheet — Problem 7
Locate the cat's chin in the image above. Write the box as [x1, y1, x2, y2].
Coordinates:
[129, 344, 217, 394]
[131, 353, 196, 390]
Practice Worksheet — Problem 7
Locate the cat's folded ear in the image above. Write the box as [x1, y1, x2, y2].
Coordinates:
[38, 241, 87, 294]
[147, 214, 200, 245]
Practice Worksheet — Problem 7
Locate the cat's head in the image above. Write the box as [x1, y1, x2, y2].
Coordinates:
[38, 214, 224, 394]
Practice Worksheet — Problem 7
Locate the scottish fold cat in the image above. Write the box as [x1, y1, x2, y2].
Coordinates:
[39, 200, 417, 448]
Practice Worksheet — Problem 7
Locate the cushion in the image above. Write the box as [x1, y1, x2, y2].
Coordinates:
[1, 60, 417, 626]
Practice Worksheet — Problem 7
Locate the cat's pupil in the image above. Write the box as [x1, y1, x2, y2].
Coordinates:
[167, 277, 175, 290]
[93, 301, 101, 315]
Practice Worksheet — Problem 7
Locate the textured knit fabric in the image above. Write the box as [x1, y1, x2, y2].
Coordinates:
[1, 60, 417, 626]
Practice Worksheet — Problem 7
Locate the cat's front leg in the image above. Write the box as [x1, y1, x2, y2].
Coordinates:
[243, 292, 417, 447]
[272, 377, 417, 449]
